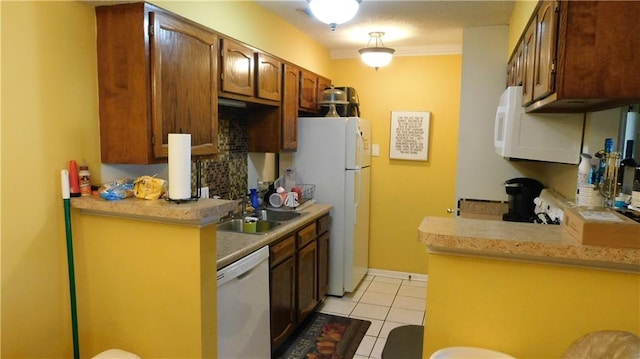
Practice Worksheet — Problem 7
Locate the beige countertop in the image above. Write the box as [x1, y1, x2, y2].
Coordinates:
[216, 202, 332, 269]
[71, 195, 237, 226]
[418, 216, 640, 273]
[71, 196, 332, 269]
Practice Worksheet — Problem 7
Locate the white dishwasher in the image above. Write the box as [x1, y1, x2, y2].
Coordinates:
[217, 245, 271, 358]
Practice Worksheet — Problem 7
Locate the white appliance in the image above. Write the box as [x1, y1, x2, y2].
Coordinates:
[532, 189, 568, 225]
[217, 246, 270, 358]
[494, 86, 585, 164]
[293, 117, 371, 296]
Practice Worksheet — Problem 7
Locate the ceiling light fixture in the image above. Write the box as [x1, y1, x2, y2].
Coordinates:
[308, 0, 360, 31]
[358, 32, 395, 70]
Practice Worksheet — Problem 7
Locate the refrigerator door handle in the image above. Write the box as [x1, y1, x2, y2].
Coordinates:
[355, 126, 364, 170]
[355, 168, 362, 208]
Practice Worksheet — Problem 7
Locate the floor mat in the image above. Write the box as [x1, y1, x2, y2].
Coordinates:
[273, 312, 371, 359]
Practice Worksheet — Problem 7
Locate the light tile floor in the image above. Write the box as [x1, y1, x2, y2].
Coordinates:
[316, 274, 427, 359]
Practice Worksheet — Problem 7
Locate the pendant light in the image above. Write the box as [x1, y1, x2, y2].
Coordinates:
[308, 0, 360, 31]
[359, 32, 395, 70]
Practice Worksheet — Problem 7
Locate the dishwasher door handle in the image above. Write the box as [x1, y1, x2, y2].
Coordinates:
[217, 246, 269, 287]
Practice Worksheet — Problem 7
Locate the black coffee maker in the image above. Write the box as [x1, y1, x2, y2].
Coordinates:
[502, 177, 544, 222]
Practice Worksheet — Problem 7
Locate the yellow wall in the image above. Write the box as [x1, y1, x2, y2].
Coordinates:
[423, 254, 640, 358]
[507, 1, 538, 58]
[154, 0, 332, 78]
[73, 214, 217, 358]
[0, 1, 330, 357]
[329, 56, 462, 274]
[2, 2, 100, 357]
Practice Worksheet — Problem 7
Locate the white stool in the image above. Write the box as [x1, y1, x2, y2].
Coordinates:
[92, 349, 141, 359]
[430, 346, 516, 359]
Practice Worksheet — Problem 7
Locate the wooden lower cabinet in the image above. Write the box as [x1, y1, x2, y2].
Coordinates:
[317, 232, 330, 299]
[270, 214, 331, 352]
[270, 256, 296, 350]
[297, 240, 318, 321]
[269, 236, 296, 351]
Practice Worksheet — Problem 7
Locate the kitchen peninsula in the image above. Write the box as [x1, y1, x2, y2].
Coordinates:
[418, 216, 640, 359]
[69, 196, 331, 358]
[70, 196, 235, 358]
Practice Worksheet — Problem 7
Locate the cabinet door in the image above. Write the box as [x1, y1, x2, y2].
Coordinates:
[317, 232, 329, 300]
[297, 240, 318, 322]
[220, 38, 254, 97]
[150, 12, 218, 158]
[282, 64, 299, 150]
[96, 3, 152, 164]
[299, 69, 318, 112]
[257, 53, 281, 101]
[508, 42, 524, 87]
[521, 18, 537, 106]
[533, 0, 559, 102]
[270, 256, 296, 351]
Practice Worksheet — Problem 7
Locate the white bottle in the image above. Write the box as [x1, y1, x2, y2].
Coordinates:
[577, 153, 592, 186]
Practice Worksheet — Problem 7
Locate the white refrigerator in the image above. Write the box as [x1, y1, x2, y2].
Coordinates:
[293, 117, 371, 296]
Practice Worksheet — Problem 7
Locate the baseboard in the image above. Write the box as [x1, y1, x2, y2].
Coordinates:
[367, 268, 428, 282]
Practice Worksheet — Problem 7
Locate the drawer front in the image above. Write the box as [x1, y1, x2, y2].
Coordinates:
[297, 222, 317, 248]
[270, 235, 295, 267]
[317, 214, 330, 235]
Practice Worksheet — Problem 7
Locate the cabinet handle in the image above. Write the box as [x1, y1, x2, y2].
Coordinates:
[446, 208, 454, 214]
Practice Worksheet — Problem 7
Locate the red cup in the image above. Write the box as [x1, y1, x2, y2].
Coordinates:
[291, 186, 303, 201]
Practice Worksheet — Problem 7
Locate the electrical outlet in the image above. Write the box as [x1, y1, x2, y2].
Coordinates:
[199, 186, 209, 199]
[372, 144, 380, 157]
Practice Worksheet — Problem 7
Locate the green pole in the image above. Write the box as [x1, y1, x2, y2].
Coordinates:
[62, 170, 80, 359]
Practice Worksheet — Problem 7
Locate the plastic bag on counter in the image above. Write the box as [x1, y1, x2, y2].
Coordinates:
[133, 175, 167, 200]
[98, 178, 134, 201]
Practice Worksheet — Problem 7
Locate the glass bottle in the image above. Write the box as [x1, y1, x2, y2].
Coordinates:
[619, 140, 638, 195]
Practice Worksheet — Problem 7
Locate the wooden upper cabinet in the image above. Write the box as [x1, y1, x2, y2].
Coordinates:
[151, 12, 218, 159]
[299, 69, 318, 112]
[521, 18, 537, 106]
[96, 3, 218, 164]
[507, 42, 525, 87]
[282, 64, 300, 150]
[532, 0, 558, 102]
[257, 53, 282, 101]
[514, 0, 640, 112]
[220, 38, 254, 97]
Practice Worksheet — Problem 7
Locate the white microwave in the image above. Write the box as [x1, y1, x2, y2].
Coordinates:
[494, 86, 585, 164]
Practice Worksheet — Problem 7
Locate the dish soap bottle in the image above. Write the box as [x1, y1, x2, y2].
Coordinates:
[250, 188, 260, 209]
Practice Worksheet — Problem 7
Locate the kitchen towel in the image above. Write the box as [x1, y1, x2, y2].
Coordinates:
[168, 133, 191, 200]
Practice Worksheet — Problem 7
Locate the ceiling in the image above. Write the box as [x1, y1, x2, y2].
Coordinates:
[256, 0, 515, 58]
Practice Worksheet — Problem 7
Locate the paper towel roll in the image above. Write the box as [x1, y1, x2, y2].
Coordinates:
[168, 133, 192, 200]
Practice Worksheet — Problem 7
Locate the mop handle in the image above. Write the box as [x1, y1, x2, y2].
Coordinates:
[61, 170, 80, 359]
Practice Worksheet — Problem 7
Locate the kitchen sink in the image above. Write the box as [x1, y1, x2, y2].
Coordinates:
[217, 218, 281, 234]
[217, 209, 304, 235]
[249, 209, 302, 222]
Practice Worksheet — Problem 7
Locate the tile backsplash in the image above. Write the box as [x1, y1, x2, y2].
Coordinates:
[101, 108, 250, 201]
[194, 109, 249, 200]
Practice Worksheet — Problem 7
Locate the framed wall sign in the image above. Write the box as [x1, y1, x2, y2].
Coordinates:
[389, 111, 431, 161]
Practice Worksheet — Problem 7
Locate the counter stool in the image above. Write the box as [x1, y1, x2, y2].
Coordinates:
[92, 349, 140, 359]
[381, 325, 424, 359]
